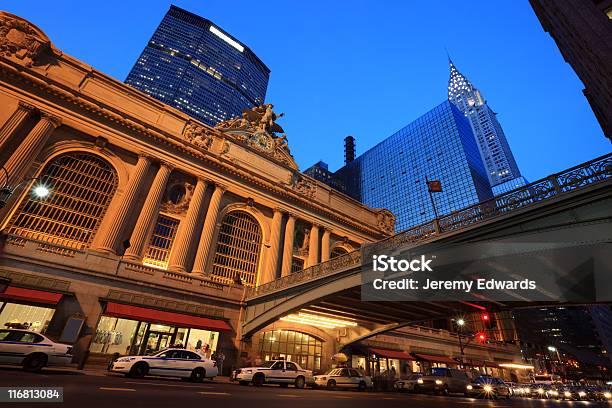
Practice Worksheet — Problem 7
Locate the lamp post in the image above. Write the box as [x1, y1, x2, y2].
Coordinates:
[548, 346, 561, 374]
[0, 165, 49, 210]
[455, 318, 466, 366]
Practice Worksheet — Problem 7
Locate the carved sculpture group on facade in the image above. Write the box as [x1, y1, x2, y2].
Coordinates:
[0, 12, 57, 67]
[214, 104, 298, 170]
[182, 122, 213, 150]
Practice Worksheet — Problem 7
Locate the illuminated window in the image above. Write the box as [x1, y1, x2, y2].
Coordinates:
[143, 214, 180, 269]
[210, 211, 262, 287]
[606, 7, 612, 19]
[8, 153, 117, 249]
[331, 246, 349, 259]
[291, 257, 305, 273]
[259, 330, 323, 371]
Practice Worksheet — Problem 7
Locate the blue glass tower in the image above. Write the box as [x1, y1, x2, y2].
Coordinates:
[334, 101, 492, 231]
[125, 5, 270, 126]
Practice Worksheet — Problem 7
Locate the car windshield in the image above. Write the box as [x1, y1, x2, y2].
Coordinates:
[264, 361, 279, 368]
[428, 368, 447, 377]
[406, 374, 422, 380]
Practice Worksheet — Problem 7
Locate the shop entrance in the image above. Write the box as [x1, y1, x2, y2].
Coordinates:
[140, 324, 174, 355]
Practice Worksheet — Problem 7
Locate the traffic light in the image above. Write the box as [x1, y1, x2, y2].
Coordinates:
[481, 313, 493, 328]
[476, 332, 487, 343]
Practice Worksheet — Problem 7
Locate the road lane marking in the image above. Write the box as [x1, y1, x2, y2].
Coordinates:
[99, 387, 136, 392]
[125, 381, 213, 388]
[276, 394, 302, 398]
[197, 392, 231, 396]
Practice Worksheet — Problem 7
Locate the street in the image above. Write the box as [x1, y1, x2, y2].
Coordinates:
[0, 368, 610, 408]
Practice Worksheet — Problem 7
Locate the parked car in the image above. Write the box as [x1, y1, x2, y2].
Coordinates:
[109, 348, 218, 382]
[415, 367, 470, 395]
[313, 367, 372, 391]
[0, 329, 72, 372]
[529, 384, 553, 399]
[394, 373, 423, 392]
[232, 360, 314, 388]
[465, 376, 511, 399]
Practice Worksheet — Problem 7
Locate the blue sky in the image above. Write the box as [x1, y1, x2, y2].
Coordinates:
[4, 1, 610, 180]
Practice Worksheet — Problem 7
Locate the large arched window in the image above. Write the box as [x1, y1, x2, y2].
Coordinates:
[259, 330, 323, 371]
[331, 246, 349, 259]
[210, 211, 263, 287]
[8, 152, 118, 249]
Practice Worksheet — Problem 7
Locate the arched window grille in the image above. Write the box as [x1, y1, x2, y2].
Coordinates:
[7, 152, 118, 250]
[331, 246, 349, 259]
[210, 211, 262, 287]
[259, 330, 323, 371]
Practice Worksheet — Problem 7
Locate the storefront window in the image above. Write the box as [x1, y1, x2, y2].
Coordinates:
[352, 355, 367, 371]
[185, 329, 218, 356]
[0, 302, 54, 333]
[259, 330, 323, 372]
[90, 316, 139, 355]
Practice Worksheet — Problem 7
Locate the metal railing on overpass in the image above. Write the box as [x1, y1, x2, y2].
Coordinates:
[247, 152, 611, 299]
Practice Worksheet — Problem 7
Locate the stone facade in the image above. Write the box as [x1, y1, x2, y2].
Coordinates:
[0, 11, 391, 373]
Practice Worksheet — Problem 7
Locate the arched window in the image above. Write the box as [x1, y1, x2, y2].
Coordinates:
[259, 330, 323, 371]
[331, 246, 349, 259]
[210, 211, 262, 287]
[8, 152, 118, 249]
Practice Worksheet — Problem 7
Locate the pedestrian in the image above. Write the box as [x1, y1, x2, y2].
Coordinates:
[216, 351, 226, 376]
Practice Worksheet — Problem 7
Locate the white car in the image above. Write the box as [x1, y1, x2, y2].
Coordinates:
[0, 329, 73, 371]
[394, 373, 423, 392]
[232, 360, 314, 388]
[314, 367, 373, 391]
[110, 348, 218, 382]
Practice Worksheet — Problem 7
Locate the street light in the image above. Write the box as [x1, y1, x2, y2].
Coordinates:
[0, 166, 50, 209]
[547, 346, 556, 352]
[456, 318, 465, 327]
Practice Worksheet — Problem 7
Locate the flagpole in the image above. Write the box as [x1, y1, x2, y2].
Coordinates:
[425, 176, 439, 219]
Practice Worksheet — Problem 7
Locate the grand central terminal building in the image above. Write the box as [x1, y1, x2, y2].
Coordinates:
[0, 11, 525, 379]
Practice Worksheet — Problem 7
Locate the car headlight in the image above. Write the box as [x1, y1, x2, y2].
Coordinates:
[538, 388, 544, 394]
[524, 388, 530, 393]
[245, 370, 252, 374]
[466, 385, 473, 390]
[578, 391, 586, 397]
[435, 380, 443, 385]
[604, 392, 611, 399]
[564, 391, 571, 397]
[117, 357, 136, 362]
[417, 379, 423, 384]
[484, 385, 493, 393]
[550, 390, 558, 396]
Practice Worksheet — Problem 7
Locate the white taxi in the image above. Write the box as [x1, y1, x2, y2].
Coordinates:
[0, 329, 73, 371]
[110, 348, 218, 382]
[232, 360, 314, 388]
[314, 367, 373, 391]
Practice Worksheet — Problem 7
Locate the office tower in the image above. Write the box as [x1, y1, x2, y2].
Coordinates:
[125, 5, 270, 126]
[529, 0, 612, 142]
[513, 306, 612, 379]
[304, 161, 347, 194]
[334, 101, 493, 231]
[447, 59, 525, 189]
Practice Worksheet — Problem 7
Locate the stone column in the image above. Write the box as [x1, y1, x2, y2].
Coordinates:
[191, 184, 225, 274]
[280, 214, 296, 277]
[123, 162, 172, 261]
[307, 224, 320, 268]
[92, 154, 152, 253]
[261, 208, 283, 284]
[167, 178, 209, 272]
[0, 101, 36, 154]
[321, 228, 331, 263]
[3, 112, 61, 184]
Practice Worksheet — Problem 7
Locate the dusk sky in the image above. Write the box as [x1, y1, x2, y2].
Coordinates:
[5, 1, 610, 181]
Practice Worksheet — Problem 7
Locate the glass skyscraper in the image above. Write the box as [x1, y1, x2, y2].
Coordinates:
[125, 5, 270, 126]
[334, 101, 492, 231]
[447, 59, 524, 188]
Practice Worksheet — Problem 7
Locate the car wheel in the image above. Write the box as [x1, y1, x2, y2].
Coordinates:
[239, 381, 249, 386]
[23, 354, 47, 372]
[252, 373, 265, 387]
[327, 379, 336, 390]
[190, 367, 206, 383]
[128, 362, 149, 378]
[358, 381, 366, 392]
[295, 376, 306, 389]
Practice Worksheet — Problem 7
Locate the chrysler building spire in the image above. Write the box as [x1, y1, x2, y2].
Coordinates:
[446, 59, 524, 190]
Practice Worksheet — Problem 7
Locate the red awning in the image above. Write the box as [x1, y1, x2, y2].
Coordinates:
[104, 302, 232, 332]
[413, 353, 458, 365]
[370, 347, 415, 360]
[0, 286, 63, 305]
